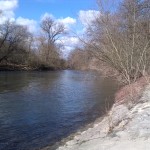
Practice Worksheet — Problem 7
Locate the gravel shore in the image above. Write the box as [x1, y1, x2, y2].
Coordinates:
[57, 84, 150, 150]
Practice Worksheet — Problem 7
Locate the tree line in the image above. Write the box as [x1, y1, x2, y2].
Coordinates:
[0, 14, 67, 70]
[69, 0, 150, 83]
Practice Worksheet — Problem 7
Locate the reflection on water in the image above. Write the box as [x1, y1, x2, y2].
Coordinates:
[0, 70, 118, 150]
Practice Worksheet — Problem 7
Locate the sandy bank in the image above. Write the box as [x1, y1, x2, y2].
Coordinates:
[57, 82, 150, 150]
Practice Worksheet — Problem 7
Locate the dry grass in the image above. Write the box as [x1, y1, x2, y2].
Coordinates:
[115, 76, 150, 105]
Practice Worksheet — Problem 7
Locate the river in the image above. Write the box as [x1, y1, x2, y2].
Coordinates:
[0, 70, 118, 150]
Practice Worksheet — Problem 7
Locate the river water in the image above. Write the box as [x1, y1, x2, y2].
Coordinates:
[0, 70, 118, 150]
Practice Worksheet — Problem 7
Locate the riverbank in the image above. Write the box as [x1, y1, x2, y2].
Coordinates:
[55, 76, 150, 150]
[0, 64, 64, 71]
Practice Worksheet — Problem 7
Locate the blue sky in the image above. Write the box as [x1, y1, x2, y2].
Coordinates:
[15, 0, 98, 20]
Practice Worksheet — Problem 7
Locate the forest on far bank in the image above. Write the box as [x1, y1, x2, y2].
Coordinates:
[0, 12, 67, 71]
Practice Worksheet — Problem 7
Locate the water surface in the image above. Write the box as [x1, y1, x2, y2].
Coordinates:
[0, 70, 118, 150]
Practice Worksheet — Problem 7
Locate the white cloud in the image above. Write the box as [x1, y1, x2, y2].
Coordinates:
[0, 0, 37, 33]
[0, 0, 18, 11]
[41, 13, 76, 31]
[16, 17, 37, 33]
[0, 0, 18, 23]
[57, 36, 79, 57]
[58, 36, 79, 46]
[0, 11, 15, 24]
[57, 17, 76, 32]
[58, 17, 76, 26]
[62, 46, 73, 58]
[79, 10, 100, 26]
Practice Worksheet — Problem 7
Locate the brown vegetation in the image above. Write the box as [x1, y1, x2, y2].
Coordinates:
[115, 76, 150, 105]
[0, 16, 67, 71]
[69, 0, 150, 84]
[68, 47, 91, 70]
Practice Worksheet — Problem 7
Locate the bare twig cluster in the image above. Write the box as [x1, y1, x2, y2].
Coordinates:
[69, 0, 150, 84]
[0, 15, 67, 69]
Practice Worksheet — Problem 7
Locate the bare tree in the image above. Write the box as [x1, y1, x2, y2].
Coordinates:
[84, 0, 150, 83]
[39, 17, 65, 66]
[0, 20, 31, 63]
[41, 17, 65, 43]
[68, 47, 91, 69]
[0, 17, 66, 69]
